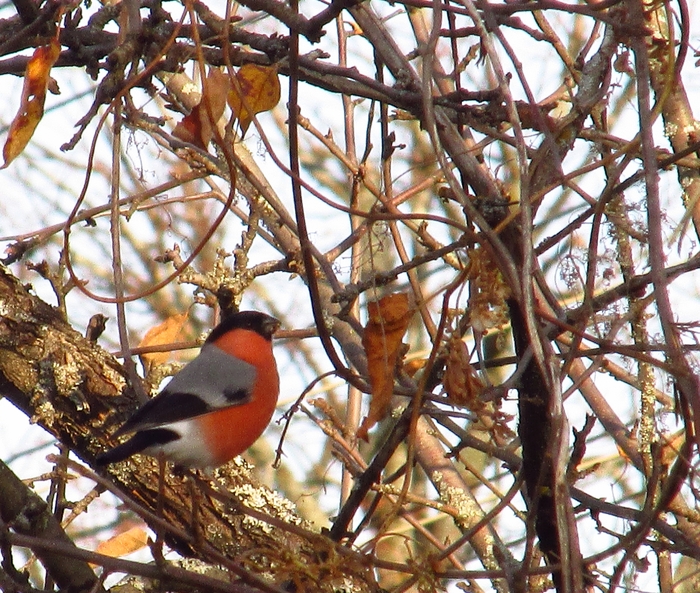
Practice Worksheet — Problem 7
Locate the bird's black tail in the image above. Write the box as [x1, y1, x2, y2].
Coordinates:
[96, 428, 178, 466]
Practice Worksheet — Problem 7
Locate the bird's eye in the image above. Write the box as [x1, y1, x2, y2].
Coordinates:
[222, 387, 249, 403]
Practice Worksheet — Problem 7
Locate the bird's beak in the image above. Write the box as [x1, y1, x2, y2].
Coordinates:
[266, 316, 282, 337]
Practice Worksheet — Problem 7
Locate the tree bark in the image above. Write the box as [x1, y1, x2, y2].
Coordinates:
[0, 264, 376, 593]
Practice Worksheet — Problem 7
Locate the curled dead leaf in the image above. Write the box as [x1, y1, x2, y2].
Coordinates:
[467, 246, 510, 334]
[2, 37, 61, 168]
[94, 526, 148, 565]
[443, 335, 485, 410]
[357, 293, 414, 440]
[173, 68, 230, 149]
[228, 64, 281, 136]
[139, 311, 189, 374]
[442, 333, 514, 443]
[404, 358, 427, 378]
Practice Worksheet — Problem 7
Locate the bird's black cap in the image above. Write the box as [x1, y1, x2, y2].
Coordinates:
[206, 311, 280, 343]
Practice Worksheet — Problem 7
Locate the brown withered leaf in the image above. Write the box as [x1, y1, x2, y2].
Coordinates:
[404, 358, 427, 378]
[139, 311, 189, 374]
[442, 333, 514, 444]
[443, 334, 485, 410]
[227, 64, 281, 136]
[94, 526, 148, 565]
[467, 246, 510, 334]
[357, 293, 414, 441]
[173, 69, 230, 149]
[2, 37, 61, 168]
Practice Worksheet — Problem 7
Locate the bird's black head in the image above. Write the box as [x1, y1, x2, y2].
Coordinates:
[206, 311, 280, 343]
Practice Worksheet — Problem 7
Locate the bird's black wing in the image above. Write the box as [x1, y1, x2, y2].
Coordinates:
[114, 345, 256, 435]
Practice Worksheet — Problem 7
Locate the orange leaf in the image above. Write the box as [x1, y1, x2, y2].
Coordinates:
[2, 38, 61, 168]
[227, 64, 281, 135]
[173, 69, 230, 149]
[95, 526, 148, 562]
[357, 293, 414, 440]
[404, 358, 427, 378]
[139, 311, 189, 373]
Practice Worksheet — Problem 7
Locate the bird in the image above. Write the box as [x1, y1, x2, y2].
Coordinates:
[97, 311, 280, 469]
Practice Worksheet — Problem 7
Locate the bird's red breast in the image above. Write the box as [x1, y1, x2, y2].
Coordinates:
[199, 326, 280, 466]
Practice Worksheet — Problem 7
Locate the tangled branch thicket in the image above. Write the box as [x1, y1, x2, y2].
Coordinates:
[1, 0, 700, 591]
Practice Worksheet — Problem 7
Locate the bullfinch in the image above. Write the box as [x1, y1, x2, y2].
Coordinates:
[97, 311, 280, 468]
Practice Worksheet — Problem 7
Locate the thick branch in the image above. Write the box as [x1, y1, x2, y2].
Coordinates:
[0, 460, 102, 593]
[0, 265, 376, 592]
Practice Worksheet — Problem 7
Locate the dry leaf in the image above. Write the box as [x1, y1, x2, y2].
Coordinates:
[443, 334, 485, 410]
[2, 37, 61, 168]
[357, 293, 413, 440]
[442, 333, 514, 443]
[467, 246, 510, 334]
[139, 311, 189, 374]
[404, 358, 427, 378]
[227, 64, 281, 136]
[94, 526, 148, 563]
[173, 68, 230, 149]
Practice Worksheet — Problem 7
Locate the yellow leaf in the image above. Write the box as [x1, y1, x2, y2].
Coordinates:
[357, 293, 413, 440]
[3, 38, 61, 168]
[139, 311, 189, 373]
[227, 64, 281, 135]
